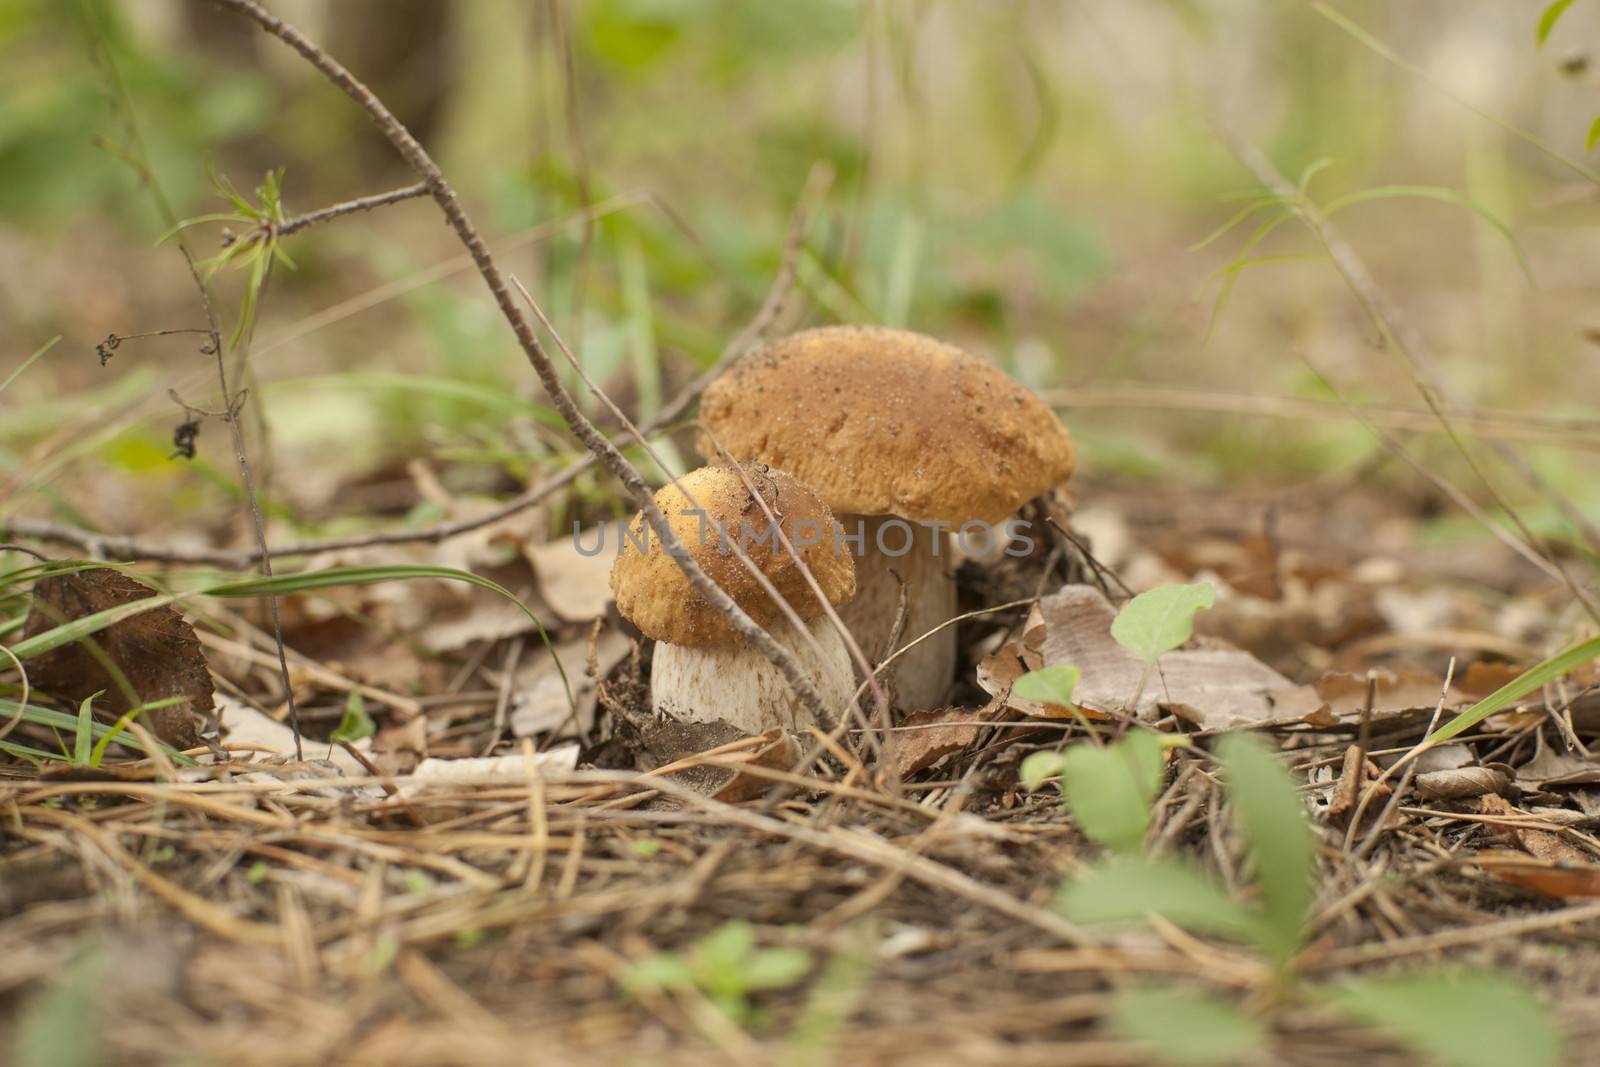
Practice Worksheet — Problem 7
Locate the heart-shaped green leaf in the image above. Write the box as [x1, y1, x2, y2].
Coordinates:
[1012, 664, 1081, 708]
[1110, 582, 1216, 667]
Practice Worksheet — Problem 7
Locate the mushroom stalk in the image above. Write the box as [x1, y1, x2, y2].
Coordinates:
[652, 614, 854, 735]
[836, 514, 957, 709]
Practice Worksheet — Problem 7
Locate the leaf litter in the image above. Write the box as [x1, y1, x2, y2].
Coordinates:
[6, 485, 1600, 1066]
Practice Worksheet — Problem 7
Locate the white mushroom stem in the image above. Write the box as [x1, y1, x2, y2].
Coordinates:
[834, 514, 958, 710]
[651, 614, 854, 735]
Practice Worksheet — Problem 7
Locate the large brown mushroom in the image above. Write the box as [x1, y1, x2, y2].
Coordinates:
[609, 464, 856, 735]
[698, 325, 1075, 708]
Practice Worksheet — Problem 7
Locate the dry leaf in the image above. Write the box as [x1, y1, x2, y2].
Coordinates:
[22, 568, 214, 748]
[216, 696, 371, 775]
[710, 729, 801, 803]
[1415, 767, 1509, 801]
[1314, 668, 1467, 721]
[1016, 585, 1324, 731]
[511, 629, 629, 740]
[891, 705, 1003, 778]
[1479, 794, 1592, 864]
[1482, 859, 1600, 900]
[398, 747, 580, 796]
[525, 522, 622, 623]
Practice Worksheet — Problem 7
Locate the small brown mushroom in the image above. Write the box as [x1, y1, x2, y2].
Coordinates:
[699, 325, 1074, 708]
[609, 464, 856, 735]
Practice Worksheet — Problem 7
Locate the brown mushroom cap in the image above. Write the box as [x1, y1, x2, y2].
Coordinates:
[610, 465, 856, 649]
[698, 325, 1075, 526]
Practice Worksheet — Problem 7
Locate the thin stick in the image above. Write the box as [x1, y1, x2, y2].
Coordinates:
[0, 166, 825, 568]
[1217, 129, 1600, 621]
[89, 20, 303, 757]
[276, 182, 429, 237]
[214, 0, 827, 724]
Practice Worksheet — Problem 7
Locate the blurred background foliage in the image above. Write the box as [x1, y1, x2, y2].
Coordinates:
[1, 0, 1597, 549]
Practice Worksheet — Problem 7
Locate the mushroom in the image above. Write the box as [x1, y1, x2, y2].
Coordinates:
[697, 325, 1074, 709]
[609, 464, 857, 735]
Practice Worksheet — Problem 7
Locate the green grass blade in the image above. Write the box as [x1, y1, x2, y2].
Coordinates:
[207, 564, 577, 719]
[1, 337, 61, 397]
[1321, 185, 1532, 281]
[72, 693, 97, 766]
[1425, 634, 1600, 746]
[3, 699, 194, 765]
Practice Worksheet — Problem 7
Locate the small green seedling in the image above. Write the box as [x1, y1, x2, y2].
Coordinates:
[622, 920, 812, 1027]
[1022, 726, 1167, 854]
[1051, 732, 1562, 1067]
[330, 689, 375, 746]
[1111, 581, 1215, 708]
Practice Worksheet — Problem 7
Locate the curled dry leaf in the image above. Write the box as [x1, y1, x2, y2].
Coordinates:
[215, 695, 370, 775]
[1415, 766, 1510, 801]
[1007, 585, 1326, 731]
[709, 729, 801, 803]
[22, 568, 214, 748]
[1327, 744, 1387, 819]
[975, 641, 1106, 721]
[890, 704, 1005, 779]
[1478, 794, 1593, 865]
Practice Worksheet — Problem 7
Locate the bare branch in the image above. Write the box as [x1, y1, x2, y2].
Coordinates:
[1, 164, 825, 568]
[211, 0, 831, 724]
[275, 181, 429, 237]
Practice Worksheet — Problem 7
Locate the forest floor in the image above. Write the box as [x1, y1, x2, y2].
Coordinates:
[4, 473, 1599, 1067]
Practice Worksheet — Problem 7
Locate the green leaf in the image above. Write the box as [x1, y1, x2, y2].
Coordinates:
[1019, 751, 1066, 793]
[1425, 634, 1600, 747]
[330, 690, 375, 745]
[1538, 0, 1575, 46]
[1109, 985, 1268, 1067]
[1012, 664, 1081, 708]
[15, 948, 107, 1067]
[1058, 856, 1259, 942]
[696, 920, 756, 971]
[1586, 114, 1600, 154]
[1061, 728, 1165, 853]
[1110, 583, 1216, 667]
[71, 692, 100, 767]
[740, 948, 812, 990]
[623, 953, 694, 994]
[1215, 734, 1314, 964]
[1327, 969, 1563, 1067]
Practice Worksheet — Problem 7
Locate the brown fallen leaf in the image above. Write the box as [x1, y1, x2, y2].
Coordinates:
[975, 641, 1108, 722]
[891, 704, 1004, 779]
[1327, 744, 1388, 819]
[710, 729, 801, 803]
[1013, 585, 1325, 731]
[1315, 668, 1467, 720]
[524, 523, 623, 624]
[1479, 794, 1593, 864]
[1415, 766, 1510, 801]
[1474, 849, 1600, 900]
[22, 568, 214, 748]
